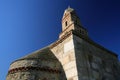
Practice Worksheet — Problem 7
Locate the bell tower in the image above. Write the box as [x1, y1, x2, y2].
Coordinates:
[51, 7, 90, 80]
[60, 6, 88, 38]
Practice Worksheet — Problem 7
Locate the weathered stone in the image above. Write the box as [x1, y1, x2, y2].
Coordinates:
[6, 7, 120, 80]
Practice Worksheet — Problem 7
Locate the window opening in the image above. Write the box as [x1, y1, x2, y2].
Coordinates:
[65, 21, 68, 26]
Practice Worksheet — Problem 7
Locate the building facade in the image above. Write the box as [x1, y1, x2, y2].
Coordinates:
[6, 7, 120, 80]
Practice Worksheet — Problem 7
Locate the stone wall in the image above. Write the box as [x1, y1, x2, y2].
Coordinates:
[51, 34, 79, 80]
[6, 48, 67, 80]
[73, 35, 120, 80]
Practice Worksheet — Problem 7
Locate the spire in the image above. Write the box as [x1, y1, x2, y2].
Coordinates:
[68, 5, 70, 9]
[65, 6, 74, 13]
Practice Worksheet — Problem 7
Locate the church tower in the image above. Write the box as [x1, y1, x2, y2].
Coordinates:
[50, 7, 120, 80]
[59, 6, 88, 38]
[51, 7, 90, 80]
[6, 7, 120, 80]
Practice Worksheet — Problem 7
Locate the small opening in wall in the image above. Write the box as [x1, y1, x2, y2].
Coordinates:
[65, 21, 67, 26]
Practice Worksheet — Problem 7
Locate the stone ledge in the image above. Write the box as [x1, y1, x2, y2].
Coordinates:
[50, 30, 72, 49]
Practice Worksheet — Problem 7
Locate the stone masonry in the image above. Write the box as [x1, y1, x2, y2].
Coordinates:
[6, 7, 120, 80]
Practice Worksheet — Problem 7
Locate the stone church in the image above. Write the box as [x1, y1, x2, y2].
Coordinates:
[6, 7, 120, 80]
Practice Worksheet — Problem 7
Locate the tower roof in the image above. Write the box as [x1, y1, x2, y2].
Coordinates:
[65, 6, 74, 12]
[63, 6, 74, 16]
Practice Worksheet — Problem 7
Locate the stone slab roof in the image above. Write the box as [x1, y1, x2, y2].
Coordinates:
[11, 45, 57, 64]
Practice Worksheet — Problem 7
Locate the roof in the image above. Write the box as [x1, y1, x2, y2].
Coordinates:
[65, 6, 74, 12]
[63, 6, 74, 17]
[11, 46, 58, 64]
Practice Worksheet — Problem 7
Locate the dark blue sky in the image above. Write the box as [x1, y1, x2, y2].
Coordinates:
[0, 0, 120, 79]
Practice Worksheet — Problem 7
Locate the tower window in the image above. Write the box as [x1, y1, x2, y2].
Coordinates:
[65, 21, 68, 26]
